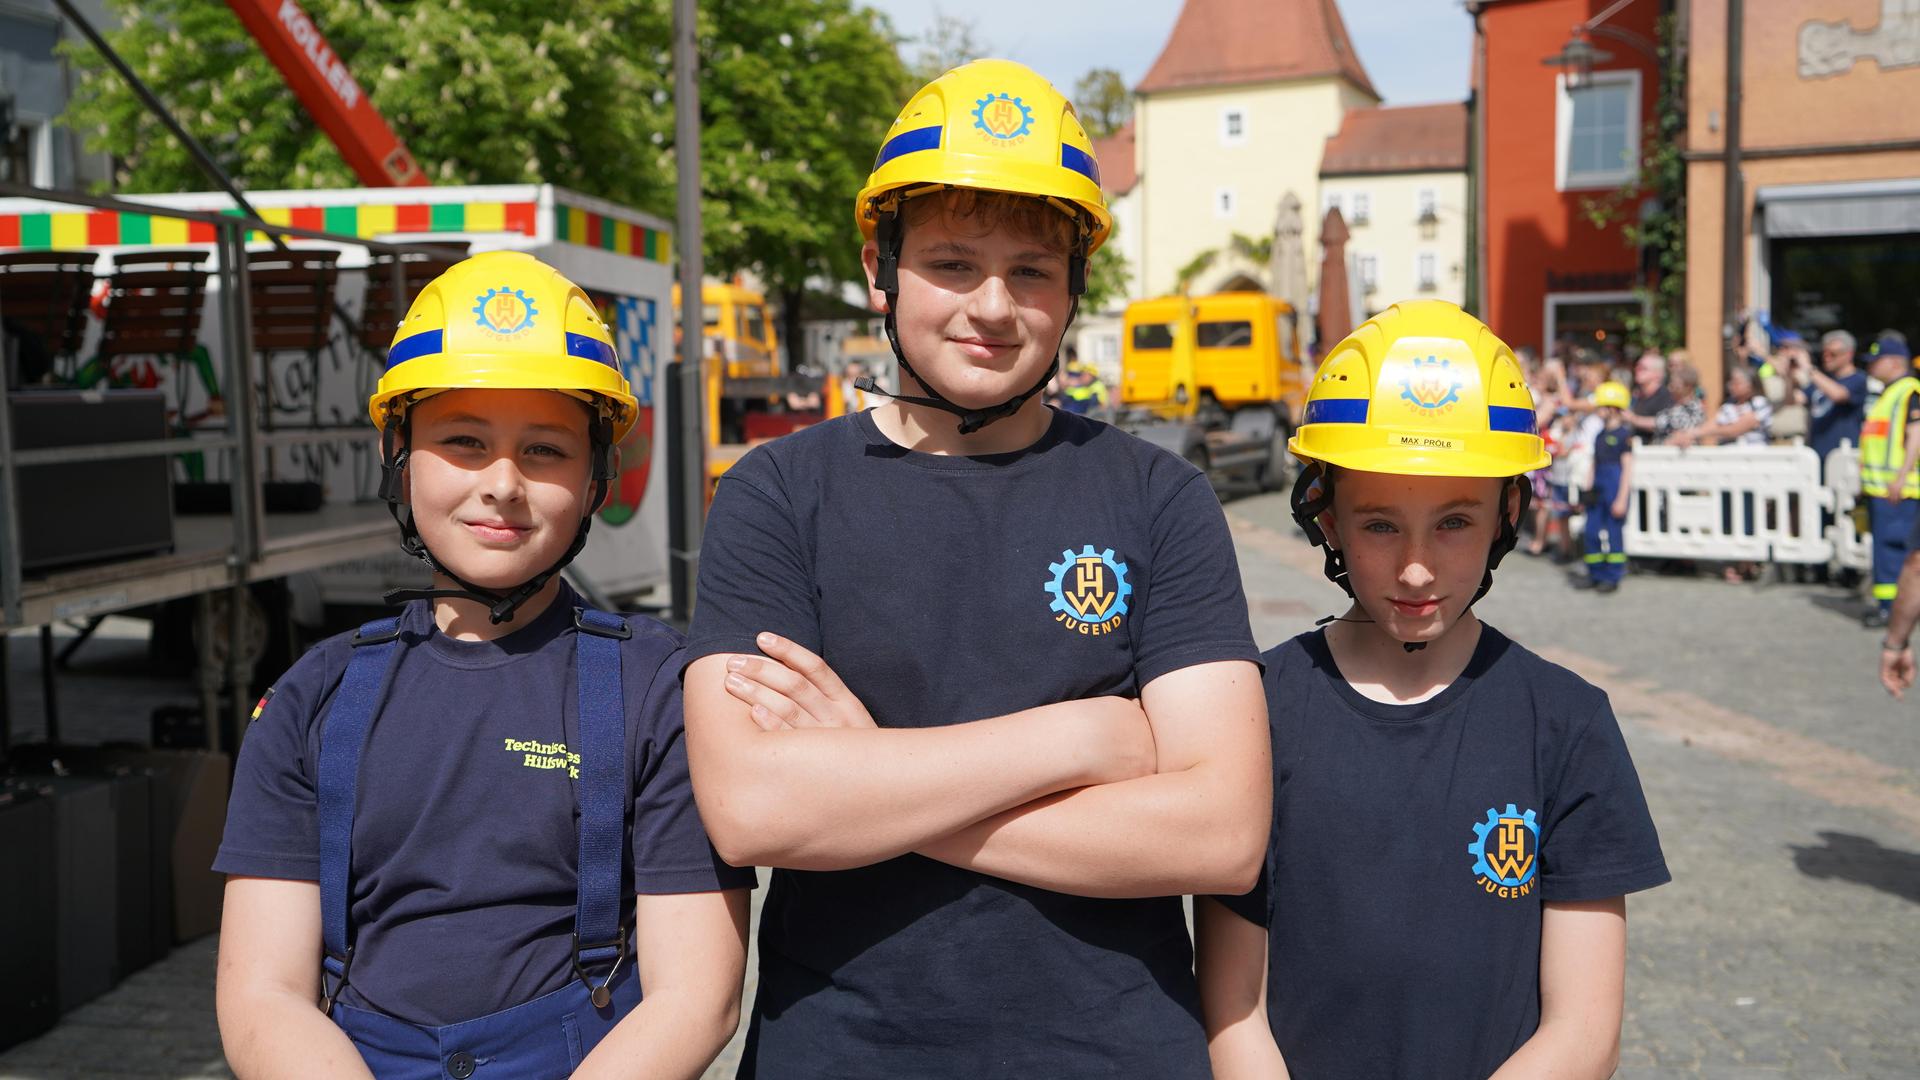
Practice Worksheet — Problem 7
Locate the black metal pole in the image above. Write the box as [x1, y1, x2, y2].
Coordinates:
[37, 624, 57, 745]
[669, 0, 706, 626]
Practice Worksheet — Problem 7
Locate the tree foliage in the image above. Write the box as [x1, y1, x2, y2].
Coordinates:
[1072, 68, 1130, 139]
[908, 8, 987, 84]
[1173, 232, 1271, 294]
[1081, 219, 1131, 313]
[1580, 13, 1685, 352]
[61, 0, 908, 310]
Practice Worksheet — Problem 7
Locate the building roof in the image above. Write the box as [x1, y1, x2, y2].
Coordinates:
[1137, 0, 1379, 98]
[1091, 121, 1138, 196]
[1319, 102, 1468, 176]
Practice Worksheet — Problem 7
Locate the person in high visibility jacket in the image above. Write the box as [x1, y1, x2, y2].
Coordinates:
[1059, 357, 1108, 416]
[1857, 333, 1919, 627]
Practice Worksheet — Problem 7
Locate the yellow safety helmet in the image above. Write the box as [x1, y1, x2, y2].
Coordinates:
[369, 251, 638, 442]
[1289, 301, 1546, 616]
[1290, 300, 1549, 478]
[1592, 381, 1631, 411]
[855, 58, 1112, 255]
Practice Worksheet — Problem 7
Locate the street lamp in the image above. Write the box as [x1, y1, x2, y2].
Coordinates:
[1541, 31, 1614, 90]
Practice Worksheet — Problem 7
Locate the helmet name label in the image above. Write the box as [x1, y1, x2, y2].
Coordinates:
[1392, 433, 1463, 452]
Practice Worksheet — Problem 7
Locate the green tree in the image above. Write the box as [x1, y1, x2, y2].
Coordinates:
[909, 8, 988, 84]
[61, 0, 908, 366]
[1081, 219, 1131, 313]
[1581, 13, 1685, 352]
[1172, 232, 1272, 294]
[1072, 68, 1130, 139]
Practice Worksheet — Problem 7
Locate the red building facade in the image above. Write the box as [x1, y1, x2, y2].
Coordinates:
[1470, 0, 1664, 359]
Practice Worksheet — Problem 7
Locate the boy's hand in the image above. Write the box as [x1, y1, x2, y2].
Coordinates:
[1881, 643, 1915, 699]
[1610, 496, 1629, 519]
[724, 633, 877, 730]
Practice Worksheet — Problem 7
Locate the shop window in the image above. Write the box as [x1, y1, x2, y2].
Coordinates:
[1556, 70, 1640, 190]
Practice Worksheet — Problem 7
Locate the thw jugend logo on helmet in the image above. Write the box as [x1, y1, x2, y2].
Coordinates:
[973, 92, 1034, 144]
[1045, 546, 1132, 636]
[1468, 804, 1540, 899]
[474, 286, 537, 339]
[1399, 355, 1463, 417]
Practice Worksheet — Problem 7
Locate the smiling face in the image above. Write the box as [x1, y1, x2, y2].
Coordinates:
[404, 388, 598, 590]
[1322, 469, 1513, 646]
[863, 191, 1074, 410]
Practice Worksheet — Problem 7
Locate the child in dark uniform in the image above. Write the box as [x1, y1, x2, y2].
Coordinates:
[681, 60, 1269, 1078]
[1197, 302, 1669, 1080]
[214, 252, 753, 1079]
[1579, 380, 1635, 594]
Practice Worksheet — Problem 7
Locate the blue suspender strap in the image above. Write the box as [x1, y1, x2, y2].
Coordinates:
[315, 616, 405, 1015]
[571, 607, 631, 1008]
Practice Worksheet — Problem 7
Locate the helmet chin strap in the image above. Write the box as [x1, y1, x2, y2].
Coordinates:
[378, 407, 617, 624]
[857, 204, 1088, 436]
[1291, 464, 1531, 654]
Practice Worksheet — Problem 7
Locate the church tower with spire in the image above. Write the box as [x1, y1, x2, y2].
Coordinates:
[1131, 0, 1380, 298]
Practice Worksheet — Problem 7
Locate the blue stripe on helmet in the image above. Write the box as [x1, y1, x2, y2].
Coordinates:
[566, 332, 617, 367]
[874, 125, 943, 170]
[1305, 398, 1369, 425]
[1060, 143, 1101, 187]
[385, 329, 443, 369]
[1488, 404, 1538, 435]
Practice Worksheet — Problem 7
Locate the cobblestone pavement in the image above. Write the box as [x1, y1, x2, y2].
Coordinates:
[4, 489, 1917, 1077]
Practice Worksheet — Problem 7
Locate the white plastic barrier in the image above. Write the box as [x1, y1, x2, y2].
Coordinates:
[1824, 442, 1871, 572]
[1569, 443, 1832, 563]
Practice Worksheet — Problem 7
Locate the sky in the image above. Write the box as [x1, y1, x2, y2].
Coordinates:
[861, 0, 1476, 108]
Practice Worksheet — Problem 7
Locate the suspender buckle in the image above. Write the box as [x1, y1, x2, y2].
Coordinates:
[319, 947, 354, 1016]
[573, 609, 632, 640]
[572, 927, 628, 1009]
[351, 623, 403, 647]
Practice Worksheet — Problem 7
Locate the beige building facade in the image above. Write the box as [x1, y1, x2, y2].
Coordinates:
[1319, 103, 1470, 315]
[1130, 0, 1379, 299]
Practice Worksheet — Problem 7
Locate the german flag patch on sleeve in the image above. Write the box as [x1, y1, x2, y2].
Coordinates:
[250, 686, 275, 724]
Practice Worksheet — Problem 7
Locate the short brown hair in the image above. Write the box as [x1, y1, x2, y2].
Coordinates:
[899, 188, 1077, 255]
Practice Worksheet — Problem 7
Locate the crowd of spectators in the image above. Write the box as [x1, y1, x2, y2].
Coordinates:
[1514, 325, 1893, 580]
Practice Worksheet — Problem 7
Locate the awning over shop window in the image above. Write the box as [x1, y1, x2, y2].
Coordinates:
[1758, 179, 1920, 239]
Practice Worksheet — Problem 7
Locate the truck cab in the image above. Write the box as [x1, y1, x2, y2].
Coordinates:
[1120, 291, 1308, 490]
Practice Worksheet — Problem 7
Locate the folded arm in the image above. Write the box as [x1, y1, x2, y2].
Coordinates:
[684, 646, 1155, 870]
[915, 659, 1267, 897]
[1487, 897, 1628, 1080]
[216, 877, 377, 1080]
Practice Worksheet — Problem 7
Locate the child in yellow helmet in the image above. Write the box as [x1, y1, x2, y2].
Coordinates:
[1196, 302, 1667, 1079]
[1578, 380, 1636, 593]
[681, 60, 1268, 1076]
[214, 252, 751, 1078]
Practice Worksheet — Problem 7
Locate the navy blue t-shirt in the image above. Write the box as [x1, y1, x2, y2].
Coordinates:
[1594, 423, 1632, 469]
[1219, 626, 1669, 1080]
[215, 585, 752, 1027]
[687, 408, 1260, 1078]
[1808, 368, 1869, 462]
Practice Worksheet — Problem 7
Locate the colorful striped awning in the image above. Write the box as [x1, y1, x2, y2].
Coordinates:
[0, 198, 668, 262]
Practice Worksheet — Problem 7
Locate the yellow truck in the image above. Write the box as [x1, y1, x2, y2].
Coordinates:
[674, 281, 836, 494]
[1120, 291, 1309, 491]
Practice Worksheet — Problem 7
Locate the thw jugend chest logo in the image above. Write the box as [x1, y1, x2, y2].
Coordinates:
[1468, 803, 1540, 899]
[1045, 546, 1132, 636]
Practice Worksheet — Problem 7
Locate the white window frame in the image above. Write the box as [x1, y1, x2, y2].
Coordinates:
[1416, 187, 1437, 220]
[1542, 289, 1647, 352]
[1357, 253, 1379, 291]
[1555, 70, 1642, 192]
[1215, 187, 1236, 219]
[1323, 191, 1343, 218]
[1221, 105, 1247, 146]
[1350, 191, 1370, 225]
[1417, 252, 1437, 292]
[13, 114, 56, 189]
